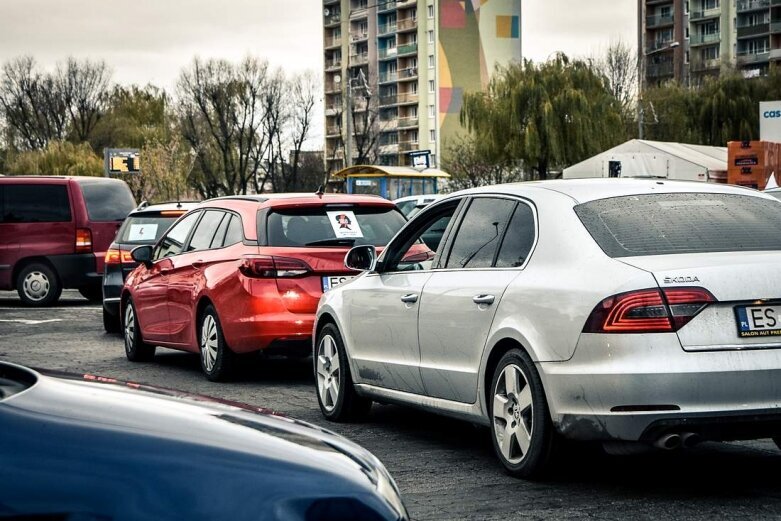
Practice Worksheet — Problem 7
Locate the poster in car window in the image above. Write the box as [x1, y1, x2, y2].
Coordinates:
[326, 211, 364, 239]
[128, 224, 158, 241]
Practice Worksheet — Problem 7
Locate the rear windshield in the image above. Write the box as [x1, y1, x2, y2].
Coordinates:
[266, 206, 406, 247]
[117, 214, 180, 245]
[77, 179, 136, 221]
[575, 192, 781, 257]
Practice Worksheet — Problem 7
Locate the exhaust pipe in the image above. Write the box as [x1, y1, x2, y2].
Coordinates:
[654, 433, 681, 450]
[681, 432, 702, 448]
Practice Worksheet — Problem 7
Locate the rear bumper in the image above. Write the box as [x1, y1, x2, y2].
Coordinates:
[102, 264, 128, 317]
[540, 333, 781, 442]
[222, 310, 315, 354]
[48, 254, 101, 289]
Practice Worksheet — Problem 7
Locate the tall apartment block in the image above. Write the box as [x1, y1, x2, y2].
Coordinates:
[640, 0, 781, 87]
[322, 0, 522, 171]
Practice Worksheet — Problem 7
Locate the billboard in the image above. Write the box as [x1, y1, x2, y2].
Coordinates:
[760, 101, 781, 143]
[104, 148, 141, 176]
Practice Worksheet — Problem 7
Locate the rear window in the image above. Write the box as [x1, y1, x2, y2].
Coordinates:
[117, 214, 179, 244]
[0, 184, 71, 223]
[77, 179, 136, 221]
[266, 206, 406, 247]
[575, 192, 781, 257]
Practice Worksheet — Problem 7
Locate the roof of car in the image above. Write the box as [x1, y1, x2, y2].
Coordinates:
[206, 193, 395, 207]
[454, 178, 768, 204]
[129, 201, 201, 214]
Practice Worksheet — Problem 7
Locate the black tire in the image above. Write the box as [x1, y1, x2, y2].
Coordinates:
[16, 263, 62, 307]
[79, 286, 103, 303]
[198, 305, 236, 382]
[489, 349, 557, 479]
[122, 298, 156, 362]
[314, 323, 372, 421]
[103, 307, 121, 334]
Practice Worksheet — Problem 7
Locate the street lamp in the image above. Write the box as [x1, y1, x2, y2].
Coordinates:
[638, 40, 679, 139]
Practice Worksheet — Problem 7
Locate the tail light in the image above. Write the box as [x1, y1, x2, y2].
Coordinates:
[583, 287, 716, 334]
[105, 248, 134, 265]
[75, 228, 92, 253]
[239, 255, 311, 278]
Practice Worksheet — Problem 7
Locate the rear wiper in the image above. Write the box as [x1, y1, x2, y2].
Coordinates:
[305, 238, 357, 247]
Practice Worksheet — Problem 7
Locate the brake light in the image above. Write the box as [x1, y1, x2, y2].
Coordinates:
[583, 287, 716, 334]
[239, 255, 311, 278]
[105, 248, 134, 265]
[75, 228, 92, 253]
[160, 210, 186, 216]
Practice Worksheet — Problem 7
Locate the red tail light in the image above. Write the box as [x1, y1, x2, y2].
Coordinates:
[75, 228, 92, 253]
[583, 287, 716, 334]
[239, 255, 311, 278]
[105, 248, 134, 265]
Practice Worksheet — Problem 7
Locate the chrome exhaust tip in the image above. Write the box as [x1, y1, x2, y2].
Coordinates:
[654, 433, 682, 450]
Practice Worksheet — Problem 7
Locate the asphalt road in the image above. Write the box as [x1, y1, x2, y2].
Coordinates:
[2, 290, 781, 520]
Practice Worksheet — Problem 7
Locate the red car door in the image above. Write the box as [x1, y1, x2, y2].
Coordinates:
[132, 257, 173, 343]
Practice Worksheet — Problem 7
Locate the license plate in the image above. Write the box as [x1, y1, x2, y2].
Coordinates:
[735, 305, 781, 338]
[322, 275, 355, 292]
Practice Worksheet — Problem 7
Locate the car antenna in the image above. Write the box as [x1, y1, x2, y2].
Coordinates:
[316, 185, 325, 198]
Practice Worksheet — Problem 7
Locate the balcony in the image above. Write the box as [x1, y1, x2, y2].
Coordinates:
[325, 105, 341, 117]
[646, 61, 674, 77]
[326, 126, 341, 137]
[324, 36, 342, 49]
[398, 141, 419, 152]
[325, 59, 342, 71]
[646, 39, 678, 52]
[351, 32, 368, 42]
[397, 67, 418, 80]
[350, 52, 369, 65]
[772, 21, 781, 33]
[379, 71, 399, 83]
[397, 92, 419, 104]
[738, 23, 771, 38]
[378, 22, 397, 35]
[397, 43, 418, 56]
[770, 48, 781, 60]
[689, 32, 721, 46]
[690, 8, 721, 21]
[397, 17, 418, 32]
[324, 82, 340, 94]
[397, 0, 416, 7]
[324, 13, 341, 27]
[690, 57, 721, 72]
[379, 94, 398, 106]
[737, 49, 771, 63]
[378, 0, 397, 12]
[737, 0, 770, 11]
[398, 116, 419, 128]
[379, 47, 398, 60]
[350, 7, 369, 19]
[646, 14, 674, 28]
[379, 119, 399, 130]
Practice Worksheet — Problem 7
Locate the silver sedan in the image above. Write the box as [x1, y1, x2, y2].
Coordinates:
[314, 179, 781, 478]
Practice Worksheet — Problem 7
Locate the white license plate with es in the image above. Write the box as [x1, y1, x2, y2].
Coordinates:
[322, 275, 355, 292]
[735, 305, 781, 338]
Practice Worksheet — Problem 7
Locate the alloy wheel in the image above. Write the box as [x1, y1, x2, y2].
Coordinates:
[493, 364, 534, 465]
[201, 314, 218, 373]
[124, 304, 135, 352]
[22, 271, 50, 302]
[316, 334, 341, 412]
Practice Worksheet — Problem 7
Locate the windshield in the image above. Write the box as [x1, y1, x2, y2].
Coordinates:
[117, 214, 180, 245]
[77, 179, 136, 221]
[266, 206, 406, 247]
[575, 192, 781, 257]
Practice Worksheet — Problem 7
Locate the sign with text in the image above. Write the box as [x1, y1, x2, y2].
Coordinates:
[104, 148, 141, 176]
[760, 101, 781, 143]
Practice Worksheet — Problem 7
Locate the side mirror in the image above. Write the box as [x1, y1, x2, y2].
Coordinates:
[344, 245, 377, 272]
[131, 245, 154, 268]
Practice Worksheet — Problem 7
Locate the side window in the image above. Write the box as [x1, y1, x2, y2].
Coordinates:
[495, 203, 536, 268]
[3, 184, 71, 223]
[383, 202, 459, 272]
[223, 215, 244, 246]
[445, 198, 516, 269]
[209, 213, 231, 249]
[187, 211, 225, 252]
[154, 211, 200, 260]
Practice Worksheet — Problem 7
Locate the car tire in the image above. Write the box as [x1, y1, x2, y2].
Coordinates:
[199, 305, 236, 382]
[489, 348, 557, 479]
[123, 298, 156, 362]
[16, 263, 62, 307]
[315, 323, 372, 422]
[79, 286, 103, 303]
[103, 307, 121, 334]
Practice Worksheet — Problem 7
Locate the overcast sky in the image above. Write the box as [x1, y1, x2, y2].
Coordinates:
[0, 0, 636, 144]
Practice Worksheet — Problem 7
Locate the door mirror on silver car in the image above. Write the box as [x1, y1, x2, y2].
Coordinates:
[344, 245, 377, 272]
[130, 245, 153, 268]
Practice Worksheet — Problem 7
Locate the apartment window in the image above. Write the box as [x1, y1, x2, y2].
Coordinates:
[703, 0, 718, 10]
[684, 1, 689, 14]
[429, 129, 436, 142]
[428, 4, 434, 18]
[685, 50, 690, 64]
[428, 30, 435, 44]
[411, 130, 419, 143]
[428, 80, 435, 93]
[703, 20, 719, 35]
[685, 27, 689, 39]
[428, 54, 435, 68]
[703, 45, 719, 60]
[659, 5, 671, 17]
[428, 104, 435, 117]
[410, 82, 418, 94]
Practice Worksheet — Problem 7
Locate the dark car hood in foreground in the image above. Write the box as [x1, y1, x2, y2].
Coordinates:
[0, 363, 406, 521]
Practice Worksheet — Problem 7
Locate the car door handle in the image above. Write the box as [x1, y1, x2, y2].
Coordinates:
[192, 260, 205, 270]
[400, 293, 419, 304]
[160, 268, 172, 275]
[472, 294, 495, 305]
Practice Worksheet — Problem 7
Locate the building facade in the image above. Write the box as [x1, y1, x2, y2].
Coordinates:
[322, 0, 522, 172]
[640, 0, 781, 87]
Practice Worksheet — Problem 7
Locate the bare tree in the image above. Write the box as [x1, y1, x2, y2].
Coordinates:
[58, 58, 111, 143]
[592, 40, 638, 113]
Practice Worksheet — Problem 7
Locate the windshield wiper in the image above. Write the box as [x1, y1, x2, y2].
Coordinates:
[305, 238, 357, 247]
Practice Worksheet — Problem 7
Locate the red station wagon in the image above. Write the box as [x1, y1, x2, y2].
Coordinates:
[0, 176, 136, 306]
[121, 193, 406, 381]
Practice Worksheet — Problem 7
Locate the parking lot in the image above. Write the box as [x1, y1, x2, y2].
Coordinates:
[3, 290, 781, 519]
